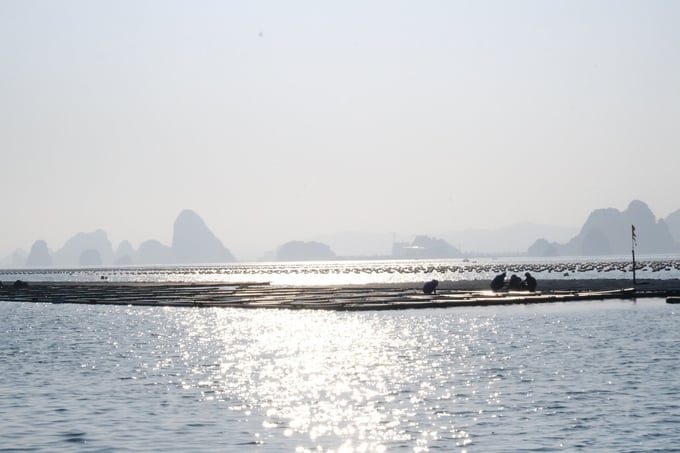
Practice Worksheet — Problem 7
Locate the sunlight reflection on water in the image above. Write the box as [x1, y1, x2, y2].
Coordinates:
[163, 308, 504, 452]
[2, 300, 679, 452]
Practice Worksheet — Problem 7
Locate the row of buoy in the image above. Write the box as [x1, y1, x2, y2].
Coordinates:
[2, 260, 680, 279]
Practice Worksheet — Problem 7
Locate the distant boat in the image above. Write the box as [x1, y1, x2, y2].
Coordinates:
[667, 296, 680, 304]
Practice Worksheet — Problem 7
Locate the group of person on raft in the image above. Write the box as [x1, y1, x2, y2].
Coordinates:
[422, 271, 537, 295]
[490, 271, 537, 292]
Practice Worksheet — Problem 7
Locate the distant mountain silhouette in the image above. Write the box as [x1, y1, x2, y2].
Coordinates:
[527, 238, 559, 257]
[0, 209, 237, 268]
[393, 235, 462, 259]
[26, 240, 52, 267]
[312, 224, 577, 258]
[4, 203, 679, 267]
[171, 210, 235, 263]
[53, 230, 114, 267]
[528, 200, 679, 256]
[441, 223, 578, 254]
[136, 239, 173, 265]
[276, 241, 336, 261]
[114, 240, 134, 266]
[666, 209, 680, 242]
[2, 249, 27, 267]
[79, 249, 102, 266]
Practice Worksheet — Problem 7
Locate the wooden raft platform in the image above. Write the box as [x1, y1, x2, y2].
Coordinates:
[0, 282, 659, 310]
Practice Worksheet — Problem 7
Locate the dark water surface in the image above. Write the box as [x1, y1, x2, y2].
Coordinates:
[1, 298, 679, 452]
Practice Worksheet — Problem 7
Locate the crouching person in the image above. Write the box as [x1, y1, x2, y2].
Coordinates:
[523, 272, 537, 292]
[490, 272, 506, 291]
[423, 279, 439, 295]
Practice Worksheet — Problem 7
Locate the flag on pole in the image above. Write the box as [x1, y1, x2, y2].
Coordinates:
[632, 224, 637, 246]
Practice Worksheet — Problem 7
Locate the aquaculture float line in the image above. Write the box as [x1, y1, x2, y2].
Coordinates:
[1, 280, 679, 310]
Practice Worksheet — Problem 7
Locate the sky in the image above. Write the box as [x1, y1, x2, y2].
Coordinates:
[1, 0, 679, 260]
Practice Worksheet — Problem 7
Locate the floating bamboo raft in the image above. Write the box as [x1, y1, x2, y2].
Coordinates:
[0, 282, 659, 310]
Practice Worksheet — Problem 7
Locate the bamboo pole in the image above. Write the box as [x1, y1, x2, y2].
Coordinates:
[632, 224, 637, 285]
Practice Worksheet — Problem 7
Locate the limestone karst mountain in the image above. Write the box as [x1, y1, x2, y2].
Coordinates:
[528, 200, 679, 256]
[393, 235, 462, 259]
[3, 202, 678, 267]
[0, 248, 27, 267]
[1, 210, 237, 267]
[79, 249, 102, 267]
[135, 239, 173, 265]
[26, 240, 52, 267]
[276, 241, 336, 261]
[666, 209, 680, 243]
[527, 238, 559, 257]
[171, 209, 235, 264]
[114, 240, 135, 266]
[53, 230, 114, 267]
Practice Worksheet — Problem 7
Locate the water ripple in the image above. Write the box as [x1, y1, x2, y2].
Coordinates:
[1, 299, 679, 451]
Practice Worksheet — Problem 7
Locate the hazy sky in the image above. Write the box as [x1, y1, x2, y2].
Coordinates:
[2, 0, 679, 260]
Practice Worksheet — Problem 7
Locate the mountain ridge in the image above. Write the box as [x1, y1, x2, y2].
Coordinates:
[2, 200, 679, 267]
[528, 200, 680, 256]
[12, 210, 236, 268]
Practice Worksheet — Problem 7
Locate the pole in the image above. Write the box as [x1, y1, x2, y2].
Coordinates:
[632, 247, 636, 285]
[631, 224, 637, 285]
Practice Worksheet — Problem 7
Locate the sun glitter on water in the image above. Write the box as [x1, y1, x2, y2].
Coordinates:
[162, 306, 485, 452]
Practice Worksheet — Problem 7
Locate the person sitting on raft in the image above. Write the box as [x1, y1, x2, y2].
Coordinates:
[490, 272, 506, 291]
[508, 274, 523, 290]
[523, 272, 537, 292]
[423, 279, 438, 295]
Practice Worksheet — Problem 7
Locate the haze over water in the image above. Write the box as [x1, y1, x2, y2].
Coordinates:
[2, 1, 680, 259]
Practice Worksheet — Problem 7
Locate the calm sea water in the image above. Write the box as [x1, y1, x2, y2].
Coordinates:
[2, 292, 679, 451]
